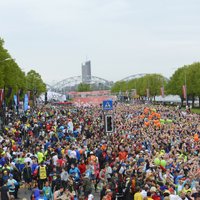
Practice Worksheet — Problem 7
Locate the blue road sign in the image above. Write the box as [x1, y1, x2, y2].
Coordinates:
[103, 100, 113, 110]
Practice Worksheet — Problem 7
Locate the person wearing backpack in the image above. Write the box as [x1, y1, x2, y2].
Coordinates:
[38, 162, 47, 189]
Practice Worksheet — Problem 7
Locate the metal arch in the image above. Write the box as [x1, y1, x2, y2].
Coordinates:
[91, 76, 111, 84]
[120, 73, 169, 82]
[49, 75, 113, 91]
[46, 84, 54, 90]
[120, 73, 148, 82]
[52, 76, 82, 90]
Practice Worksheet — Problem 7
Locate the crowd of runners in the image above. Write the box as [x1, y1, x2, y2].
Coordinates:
[0, 102, 199, 200]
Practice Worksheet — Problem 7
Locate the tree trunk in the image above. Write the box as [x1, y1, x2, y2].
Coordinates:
[181, 97, 184, 107]
[199, 96, 200, 108]
[192, 94, 195, 108]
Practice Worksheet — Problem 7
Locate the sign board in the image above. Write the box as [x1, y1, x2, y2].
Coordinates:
[102, 100, 113, 110]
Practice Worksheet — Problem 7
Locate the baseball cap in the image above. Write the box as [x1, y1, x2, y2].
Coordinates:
[164, 190, 171, 195]
[106, 189, 112, 194]
[150, 186, 157, 192]
[88, 194, 94, 200]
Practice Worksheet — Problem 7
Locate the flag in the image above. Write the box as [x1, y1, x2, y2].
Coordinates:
[146, 88, 150, 98]
[13, 95, 18, 106]
[0, 89, 4, 107]
[160, 87, 165, 98]
[24, 94, 29, 111]
[182, 85, 187, 99]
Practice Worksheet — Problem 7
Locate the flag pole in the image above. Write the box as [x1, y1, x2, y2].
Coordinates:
[185, 70, 187, 106]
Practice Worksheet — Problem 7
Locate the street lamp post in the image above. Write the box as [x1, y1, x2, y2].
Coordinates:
[185, 70, 188, 106]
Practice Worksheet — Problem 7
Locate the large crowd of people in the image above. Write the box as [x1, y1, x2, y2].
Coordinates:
[0, 102, 199, 200]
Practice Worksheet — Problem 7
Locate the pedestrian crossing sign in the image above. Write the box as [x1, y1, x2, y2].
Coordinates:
[103, 100, 113, 110]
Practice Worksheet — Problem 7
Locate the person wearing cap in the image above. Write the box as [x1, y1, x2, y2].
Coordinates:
[7, 174, 18, 199]
[88, 151, 98, 165]
[102, 189, 113, 200]
[150, 186, 161, 200]
[88, 193, 94, 200]
[2, 168, 10, 184]
[24, 153, 33, 166]
[22, 162, 32, 191]
[163, 190, 171, 197]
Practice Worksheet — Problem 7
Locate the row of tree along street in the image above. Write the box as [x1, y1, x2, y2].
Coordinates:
[0, 38, 46, 108]
[111, 63, 200, 107]
[1, 37, 200, 108]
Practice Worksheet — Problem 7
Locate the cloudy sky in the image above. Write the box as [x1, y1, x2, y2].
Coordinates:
[0, 0, 200, 84]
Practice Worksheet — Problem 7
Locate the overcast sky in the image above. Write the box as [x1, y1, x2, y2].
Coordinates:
[0, 0, 200, 84]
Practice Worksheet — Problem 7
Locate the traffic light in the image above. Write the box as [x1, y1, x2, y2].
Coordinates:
[105, 115, 113, 132]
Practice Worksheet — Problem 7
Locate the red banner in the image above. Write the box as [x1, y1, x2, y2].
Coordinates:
[0, 89, 4, 107]
[160, 87, 165, 98]
[182, 85, 187, 99]
[73, 96, 116, 105]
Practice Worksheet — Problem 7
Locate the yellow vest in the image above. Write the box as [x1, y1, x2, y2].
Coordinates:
[39, 166, 47, 179]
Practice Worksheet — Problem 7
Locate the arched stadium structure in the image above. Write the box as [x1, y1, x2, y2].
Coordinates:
[47, 73, 169, 93]
[48, 76, 113, 93]
[119, 73, 148, 82]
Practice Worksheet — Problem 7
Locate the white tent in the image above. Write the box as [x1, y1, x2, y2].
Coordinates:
[40, 91, 66, 102]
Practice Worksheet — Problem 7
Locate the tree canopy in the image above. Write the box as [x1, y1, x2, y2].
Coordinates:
[0, 38, 46, 105]
[166, 62, 200, 106]
[77, 83, 91, 92]
[111, 63, 200, 106]
[111, 74, 167, 99]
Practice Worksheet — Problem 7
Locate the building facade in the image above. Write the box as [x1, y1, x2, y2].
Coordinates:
[82, 61, 91, 83]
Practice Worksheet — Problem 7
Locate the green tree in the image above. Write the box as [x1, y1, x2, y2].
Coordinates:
[0, 38, 11, 88]
[0, 38, 28, 105]
[0, 38, 46, 108]
[26, 70, 46, 97]
[111, 81, 126, 93]
[166, 66, 188, 105]
[185, 63, 200, 107]
[77, 83, 91, 92]
[111, 74, 167, 100]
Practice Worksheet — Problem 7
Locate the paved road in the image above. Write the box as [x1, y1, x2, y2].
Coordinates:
[17, 188, 31, 199]
[16, 188, 100, 200]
